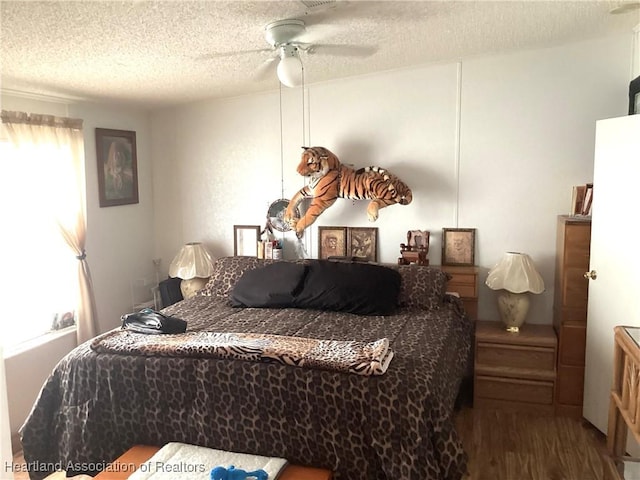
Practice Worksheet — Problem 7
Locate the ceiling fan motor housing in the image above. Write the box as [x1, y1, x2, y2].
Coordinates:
[264, 19, 306, 47]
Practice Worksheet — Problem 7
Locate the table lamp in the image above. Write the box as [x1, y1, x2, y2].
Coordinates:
[485, 252, 545, 333]
[169, 242, 214, 299]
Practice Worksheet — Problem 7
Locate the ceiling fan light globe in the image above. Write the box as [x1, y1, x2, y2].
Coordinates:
[277, 55, 303, 88]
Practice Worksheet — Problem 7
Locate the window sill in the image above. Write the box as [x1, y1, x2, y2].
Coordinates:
[3, 326, 76, 359]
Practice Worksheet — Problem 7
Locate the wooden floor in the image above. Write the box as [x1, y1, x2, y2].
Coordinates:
[13, 407, 610, 480]
[456, 407, 610, 480]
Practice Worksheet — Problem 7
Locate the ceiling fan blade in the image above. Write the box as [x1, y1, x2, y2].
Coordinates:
[300, 43, 378, 57]
[195, 48, 273, 61]
[252, 55, 279, 81]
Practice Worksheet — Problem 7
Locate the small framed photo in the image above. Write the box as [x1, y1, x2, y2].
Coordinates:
[442, 228, 476, 266]
[407, 230, 430, 249]
[96, 128, 138, 207]
[318, 226, 347, 259]
[234, 225, 260, 256]
[348, 227, 378, 262]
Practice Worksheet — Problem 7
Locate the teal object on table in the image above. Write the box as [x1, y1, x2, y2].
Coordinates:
[210, 465, 268, 480]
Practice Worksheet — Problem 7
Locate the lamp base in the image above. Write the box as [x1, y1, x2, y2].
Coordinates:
[180, 277, 209, 299]
[497, 291, 530, 333]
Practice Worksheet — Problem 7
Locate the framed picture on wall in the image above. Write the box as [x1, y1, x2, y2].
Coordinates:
[96, 128, 139, 207]
[348, 227, 378, 262]
[318, 226, 348, 259]
[442, 228, 476, 266]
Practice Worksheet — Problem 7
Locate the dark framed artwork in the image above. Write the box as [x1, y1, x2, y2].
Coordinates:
[233, 225, 260, 256]
[630, 75, 640, 115]
[442, 228, 476, 266]
[318, 226, 347, 259]
[96, 128, 139, 207]
[348, 227, 378, 262]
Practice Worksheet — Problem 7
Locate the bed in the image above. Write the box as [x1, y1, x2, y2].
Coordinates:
[20, 256, 473, 480]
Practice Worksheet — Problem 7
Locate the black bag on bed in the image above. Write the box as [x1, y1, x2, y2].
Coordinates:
[121, 308, 187, 334]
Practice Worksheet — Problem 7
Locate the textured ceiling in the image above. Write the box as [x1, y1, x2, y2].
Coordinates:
[1, 1, 639, 109]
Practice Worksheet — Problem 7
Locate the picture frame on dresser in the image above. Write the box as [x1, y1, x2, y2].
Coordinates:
[318, 226, 348, 259]
[96, 128, 139, 207]
[347, 227, 378, 262]
[233, 225, 260, 256]
[442, 228, 476, 266]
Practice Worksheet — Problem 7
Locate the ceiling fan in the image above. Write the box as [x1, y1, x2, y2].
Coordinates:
[197, 18, 377, 88]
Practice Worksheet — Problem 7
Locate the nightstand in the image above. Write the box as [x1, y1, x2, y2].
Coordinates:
[440, 265, 478, 320]
[474, 321, 557, 414]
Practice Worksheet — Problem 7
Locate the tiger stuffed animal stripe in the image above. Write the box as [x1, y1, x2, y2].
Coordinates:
[284, 146, 413, 237]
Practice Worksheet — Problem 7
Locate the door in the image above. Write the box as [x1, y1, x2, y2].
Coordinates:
[583, 114, 640, 434]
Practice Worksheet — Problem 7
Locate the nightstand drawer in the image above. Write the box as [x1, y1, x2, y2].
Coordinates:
[476, 342, 555, 371]
[447, 272, 476, 285]
[475, 375, 554, 405]
[448, 284, 476, 298]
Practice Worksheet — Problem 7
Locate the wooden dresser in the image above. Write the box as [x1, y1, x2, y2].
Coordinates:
[474, 321, 557, 413]
[553, 215, 592, 417]
[441, 265, 478, 320]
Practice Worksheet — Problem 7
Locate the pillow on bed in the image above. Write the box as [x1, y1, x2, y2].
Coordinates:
[293, 260, 401, 315]
[392, 265, 450, 310]
[229, 262, 308, 308]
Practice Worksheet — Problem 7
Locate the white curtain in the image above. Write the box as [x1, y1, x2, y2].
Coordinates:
[1, 347, 13, 480]
[1, 110, 99, 344]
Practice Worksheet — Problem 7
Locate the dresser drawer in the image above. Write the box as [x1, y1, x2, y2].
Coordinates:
[556, 365, 585, 405]
[476, 342, 555, 371]
[447, 272, 476, 285]
[558, 324, 586, 366]
[447, 284, 476, 298]
[446, 272, 477, 296]
[563, 226, 591, 266]
[556, 306, 587, 324]
[563, 245, 590, 267]
[475, 375, 554, 405]
[561, 268, 589, 307]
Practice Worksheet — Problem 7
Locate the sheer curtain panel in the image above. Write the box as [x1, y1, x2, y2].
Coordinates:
[1, 110, 99, 345]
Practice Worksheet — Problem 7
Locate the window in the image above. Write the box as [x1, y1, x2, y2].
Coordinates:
[0, 139, 77, 349]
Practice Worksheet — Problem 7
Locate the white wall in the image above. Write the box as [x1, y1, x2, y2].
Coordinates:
[152, 34, 633, 324]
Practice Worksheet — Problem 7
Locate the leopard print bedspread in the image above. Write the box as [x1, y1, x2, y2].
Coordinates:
[20, 295, 473, 480]
[90, 331, 393, 376]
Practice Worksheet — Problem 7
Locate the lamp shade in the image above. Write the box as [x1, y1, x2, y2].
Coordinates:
[485, 251, 545, 294]
[169, 242, 214, 280]
[277, 46, 303, 88]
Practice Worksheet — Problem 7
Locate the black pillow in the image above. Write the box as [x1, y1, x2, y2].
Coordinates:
[293, 260, 401, 315]
[230, 262, 308, 308]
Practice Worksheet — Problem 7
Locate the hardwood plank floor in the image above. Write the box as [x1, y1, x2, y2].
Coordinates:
[456, 407, 610, 480]
[12, 407, 610, 480]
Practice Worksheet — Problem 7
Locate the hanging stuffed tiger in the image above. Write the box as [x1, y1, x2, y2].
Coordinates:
[284, 146, 413, 237]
